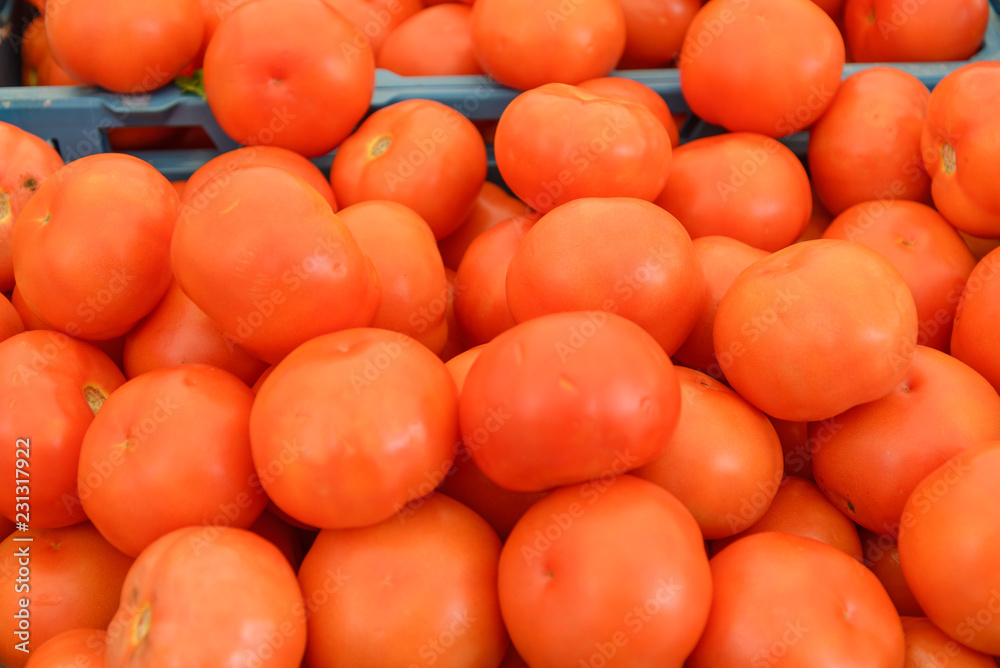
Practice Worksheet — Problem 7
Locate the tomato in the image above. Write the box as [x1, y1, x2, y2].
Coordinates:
[250, 328, 458, 529]
[13, 154, 176, 341]
[0, 293, 24, 343]
[0, 122, 64, 293]
[0, 523, 132, 668]
[633, 367, 783, 539]
[181, 145, 338, 210]
[248, 510, 306, 571]
[961, 231, 1000, 262]
[688, 532, 905, 668]
[20, 16, 81, 87]
[679, 0, 845, 137]
[495, 84, 672, 213]
[810, 0, 845, 18]
[104, 527, 306, 667]
[471, 0, 626, 90]
[321, 0, 423, 55]
[859, 528, 924, 617]
[460, 312, 680, 492]
[45, 0, 202, 93]
[331, 99, 487, 239]
[299, 493, 507, 667]
[951, 247, 1000, 393]
[377, 4, 482, 75]
[843, 0, 989, 62]
[809, 67, 932, 216]
[171, 165, 381, 364]
[822, 200, 977, 352]
[204, 0, 375, 157]
[672, 236, 768, 380]
[23, 629, 105, 668]
[577, 76, 681, 147]
[615, 0, 701, 69]
[899, 441, 1000, 654]
[901, 617, 998, 668]
[439, 267, 468, 362]
[499, 475, 712, 668]
[0, 331, 125, 528]
[438, 182, 530, 271]
[799, 186, 835, 242]
[123, 280, 269, 386]
[921, 62, 1000, 237]
[714, 239, 918, 422]
[770, 416, 814, 480]
[656, 132, 812, 252]
[337, 201, 449, 354]
[506, 198, 705, 355]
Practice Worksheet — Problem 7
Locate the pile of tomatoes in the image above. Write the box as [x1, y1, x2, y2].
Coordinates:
[2, 0, 1000, 666]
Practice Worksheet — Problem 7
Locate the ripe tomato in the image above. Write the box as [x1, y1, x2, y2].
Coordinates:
[322, 0, 423, 55]
[0, 523, 132, 668]
[633, 367, 784, 539]
[615, 0, 701, 69]
[248, 510, 306, 571]
[0, 331, 125, 528]
[808, 67, 932, 216]
[299, 493, 507, 667]
[377, 4, 482, 75]
[679, 0, 845, 137]
[204, 0, 375, 157]
[961, 231, 1000, 262]
[921, 62, 1000, 237]
[655, 132, 812, 252]
[950, 247, 1000, 393]
[822, 200, 976, 352]
[250, 328, 458, 529]
[843, 0, 989, 62]
[20, 16, 81, 87]
[0, 294, 24, 343]
[337, 201, 449, 354]
[901, 617, 997, 668]
[171, 165, 381, 364]
[438, 182, 530, 271]
[577, 76, 681, 147]
[495, 84, 671, 213]
[331, 99, 487, 239]
[13, 154, 176, 341]
[506, 198, 705, 355]
[688, 532, 905, 668]
[104, 527, 306, 667]
[439, 267, 468, 361]
[770, 416, 814, 480]
[858, 528, 924, 617]
[898, 441, 1000, 655]
[460, 312, 681, 492]
[24, 629, 106, 668]
[499, 476, 712, 668]
[471, 0, 626, 90]
[714, 239, 918, 422]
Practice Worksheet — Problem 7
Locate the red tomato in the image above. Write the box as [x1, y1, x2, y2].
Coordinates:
[901, 617, 997, 668]
[471, 0, 626, 90]
[577, 76, 681, 148]
[688, 532, 905, 667]
[506, 198, 705, 355]
[248, 510, 306, 571]
[859, 528, 924, 617]
[714, 239, 918, 422]
[299, 493, 507, 667]
[104, 527, 306, 667]
[499, 476, 712, 668]
[204, 0, 375, 157]
[921, 62, 1000, 237]
[810, 0, 845, 18]
[0, 331, 125, 528]
[898, 442, 1000, 654]
[331, 99, 488, 239]
[0, 294, 25, 344]
[822, 200, 977, 352]
[809, 67, 932, 216]
[322, 0, 423, 55]
[770, 416, 816, 480]
[843, 0, 989, 62]
[24, 629, 106, 668]
[951, 247, 1000, 393]
[459, 312, 681, 492]
[679, 0, 845, 137]
[656, 132, 812, 252]
[171, 165, 381, 364]
[961, 231, 1000, 262]
[438, 267, 468, 362]
[250, 328, 458, 528]
[19, 16, 82, 87]
[0, 523, 132, 668]
[438, 182, 530, 271]
[495, 84, 672, 213]
[377, 4, 482, 75]
[799, 186, 835, 242]
[616, 0, 701, 68]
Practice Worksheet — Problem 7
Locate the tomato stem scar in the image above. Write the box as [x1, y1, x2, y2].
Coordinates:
[941, 143, 956, 174]
[370, 135, 392, 158]
[132, 604, 152, 646]
[84, 385, 108, 415]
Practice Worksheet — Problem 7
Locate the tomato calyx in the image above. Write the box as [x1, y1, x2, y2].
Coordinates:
[84, 385, 108, 414]
[131, 602, 152, 647]
[940, 143, 957, 174]
[369, 135, 392, 158]
[0, 192, 9, 222]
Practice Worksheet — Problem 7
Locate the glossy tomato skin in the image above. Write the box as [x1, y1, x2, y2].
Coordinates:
[859, 528, 924, 617]
[104, 527, 306, 668]
[331, 99, 487, 239]
[438, 182, 530, 271]
[322, 0, 423, 55]
[714, 239, 918, 422]
[459, 312, 681, 492]
[809, 67, 932, 216]
[577, 76, 681, 148]
[0, 294, 25, 343]
[655, 132, 812, 252]
[171, 165, 381, 364]
[23, 629, 106, 668]
[921, 62, 1000, 237]
[204, 0, 375, 157]
[377, 4, 482, 76]
[495, 84, 671, 213]
[20, 16, 82, 87]
[13, 154, 177, 341]
[679, 0, 845, 137]
[499, 476, 712, 668]
[505, 198, 705, 356]
[900, 617, 997, 668]
[0, 331, 125, 528]
[616, 0, 701, 69]
[471, 0, 626, 90]
[951, 247, 1000, 393]
[688, 532, 905, 668]
[250, 328, 458, 529]
[299, 493, 507, 668]
[844, 0, 989, 62]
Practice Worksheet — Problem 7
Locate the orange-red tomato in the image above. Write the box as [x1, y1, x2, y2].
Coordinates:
[24, 629, 106, 668]
[248, 509, 306, 571]
[843, 0, 989, 62]
[950, 247, 1000, 393]
[577, 76, 681, 147]
[901, 617, 997, 668]
[438, 267, 468, 362]
[377, 4, 482, 75]
[961, 231, 1000, 262]
[770, 416, 814, 480]
[20, 16, 82, 87]
[0, 294, 25, 344]
[322, 0, 424, 56]
[859, 528, 924, 617]
[438, 183, 530, 271]
[616, 0, 702, 69]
